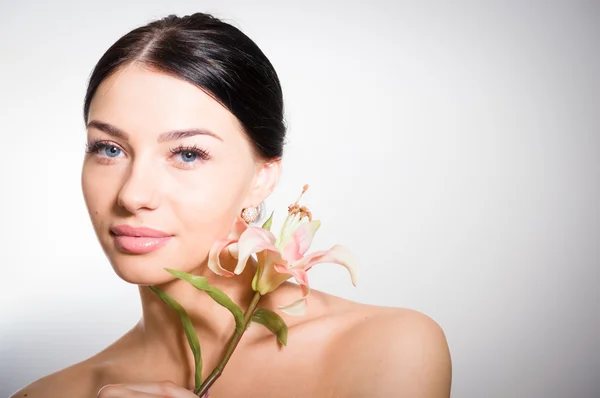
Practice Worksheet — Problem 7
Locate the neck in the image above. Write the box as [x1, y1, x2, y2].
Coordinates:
[135, 257, 257, 383]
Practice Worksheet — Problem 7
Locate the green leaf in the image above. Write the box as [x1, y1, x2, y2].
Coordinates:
[261, 211, 274, 231]
[251, 308, 288, 346]
[164, 269, 245, 333]
[149, 286, 202, 389]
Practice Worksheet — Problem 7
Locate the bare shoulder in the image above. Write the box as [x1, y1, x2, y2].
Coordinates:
[8, 325, 143, 398]
[9, 361, 99, 398]
[326, 301, 452, 397]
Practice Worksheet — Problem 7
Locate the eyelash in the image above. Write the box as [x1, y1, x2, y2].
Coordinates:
[84, 139, 113, 155]
[84, 139, 211, 169]
[169, 144, 212, 167]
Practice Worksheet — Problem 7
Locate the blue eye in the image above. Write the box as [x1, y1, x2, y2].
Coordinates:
[169, 145, 211, 168]
[179, 151, 198, 162]
[85, 140, 125, 159]
[103, 145, 122, 158]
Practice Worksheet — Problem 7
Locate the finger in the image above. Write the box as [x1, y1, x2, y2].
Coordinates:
[98, 384, 164, 397]
[108, 380, 196, 397]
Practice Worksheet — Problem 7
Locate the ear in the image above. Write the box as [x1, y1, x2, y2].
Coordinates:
[245, 158, 282, 207]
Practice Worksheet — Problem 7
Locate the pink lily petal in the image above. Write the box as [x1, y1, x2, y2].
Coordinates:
[292, 244, 359, 286]
[225, 216, 249, 259]
[283, 220, 321, 262]
[206, 216, 250, 276]
[274, 264, 309, 286]
[278, 282, 311, 316]
[253, 250, 290, 294]
[234, 226, 280, 275]
[279, 297, 307, 316]
[274, 264, 311, 316]
[207, 238, 237, 277]
[228, 216, 248, 239]
[226, 241, 240, 260]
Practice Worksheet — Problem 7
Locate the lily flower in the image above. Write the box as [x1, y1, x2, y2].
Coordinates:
[208, 185, 358, 315]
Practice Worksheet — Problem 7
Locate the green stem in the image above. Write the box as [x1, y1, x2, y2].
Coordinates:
[195, 291, 262, 396]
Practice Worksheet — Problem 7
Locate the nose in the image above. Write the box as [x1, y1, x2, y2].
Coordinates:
[117, 159, 161, 214]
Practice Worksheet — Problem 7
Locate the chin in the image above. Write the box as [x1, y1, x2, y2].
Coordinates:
[106, 251, 208, 287]
[97, 235, 165, 283]
[109, 259, 175, 286]
[98, 234, 209, 285]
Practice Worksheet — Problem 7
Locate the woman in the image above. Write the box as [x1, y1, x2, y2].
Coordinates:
[12, 12, 451, 397]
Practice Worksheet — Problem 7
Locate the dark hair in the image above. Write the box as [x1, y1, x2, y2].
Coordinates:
[83, 12, 286, 160]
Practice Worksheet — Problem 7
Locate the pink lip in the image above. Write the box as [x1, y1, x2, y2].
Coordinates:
[110, 225, 173, 254]
[111, 225, 172, 238]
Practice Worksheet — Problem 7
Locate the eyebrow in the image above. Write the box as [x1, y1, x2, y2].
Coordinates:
[86, 120, 223, 142]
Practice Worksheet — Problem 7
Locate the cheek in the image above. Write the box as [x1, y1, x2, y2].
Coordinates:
[174, 175, 245, 235]
[81, 162, 120, 227]
[170, 162, 254, 253]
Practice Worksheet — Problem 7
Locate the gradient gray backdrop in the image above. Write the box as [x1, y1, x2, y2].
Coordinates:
[1, 1, 598, 397]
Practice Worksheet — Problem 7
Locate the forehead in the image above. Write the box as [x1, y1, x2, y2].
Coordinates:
[87, 63, 243, 141]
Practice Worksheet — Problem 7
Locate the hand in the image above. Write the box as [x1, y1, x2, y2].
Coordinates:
[98, 380, 200, 397]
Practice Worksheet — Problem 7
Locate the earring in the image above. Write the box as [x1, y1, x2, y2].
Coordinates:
[241, 206, 260, 223]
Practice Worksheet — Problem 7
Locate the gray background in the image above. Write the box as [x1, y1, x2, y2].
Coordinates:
[0, 1, 598, 397]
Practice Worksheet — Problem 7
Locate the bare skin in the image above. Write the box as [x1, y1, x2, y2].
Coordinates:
[10, 63, 451, 397]
[11, 287, 450, 397]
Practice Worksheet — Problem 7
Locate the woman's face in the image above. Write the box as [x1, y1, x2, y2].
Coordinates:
[81, 63, 279, 285]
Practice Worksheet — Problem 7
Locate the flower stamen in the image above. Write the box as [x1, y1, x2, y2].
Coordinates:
[277, 185, 312, 249]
